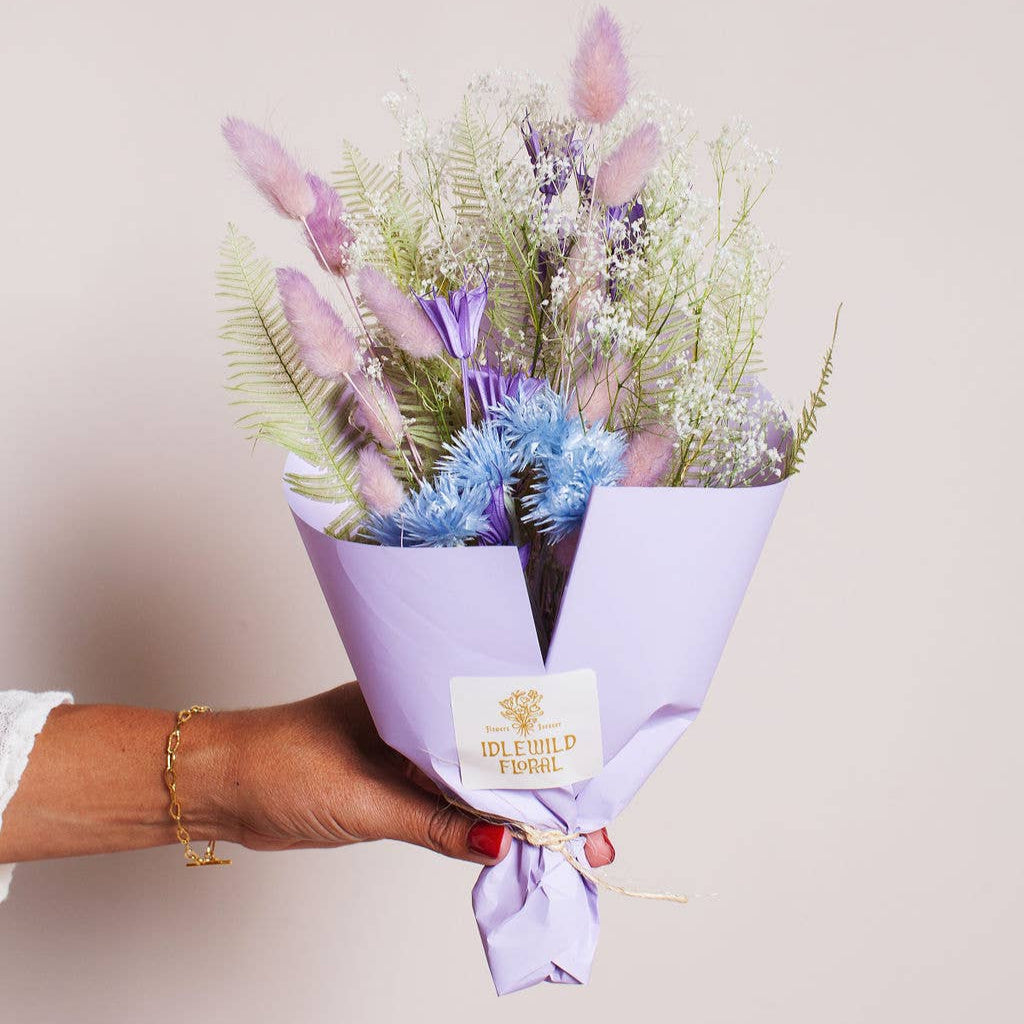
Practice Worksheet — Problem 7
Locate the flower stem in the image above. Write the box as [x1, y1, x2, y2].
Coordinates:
[301, 217, 423, 474]
[459, 358, 473, 427]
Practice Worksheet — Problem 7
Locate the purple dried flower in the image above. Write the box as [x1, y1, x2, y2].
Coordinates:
[593, 123, 662, 207]
[305, 174, 354, 276]
[358, 266, 443, 359]
[605, 200, 646, 300]
[569, 7, 630, 125]
[521, 116, 580, 201]
[416, 275, 489, 361]
[276, 267, 359, 380]
[416, 273, 490, 425]
[478, 486, 513, 546]
[467, 366, 545, 419]
[349, 370, 405, 449]
[222, 117, 314, 220]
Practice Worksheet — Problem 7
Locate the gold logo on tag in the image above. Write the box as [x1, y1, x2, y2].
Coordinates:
[498, 688, 544, 735]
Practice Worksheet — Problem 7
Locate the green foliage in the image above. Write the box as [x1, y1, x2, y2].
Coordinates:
[785, 306, 840, 477]
[334, 143, 423, 286]
[217, 225, 365, 538]
[385, 355, 457, 473]
[445, 97, 539, 353]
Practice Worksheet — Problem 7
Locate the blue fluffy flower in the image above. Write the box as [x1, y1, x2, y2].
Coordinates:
[523, 425, 627, 541]
[364, 476, 491, 548]
[493, 383, 575, 462]
[436, 420, 522, 490]
[363, 380, 625, 548]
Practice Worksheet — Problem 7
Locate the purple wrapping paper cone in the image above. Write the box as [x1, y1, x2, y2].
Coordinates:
[284, 454, 785, 994]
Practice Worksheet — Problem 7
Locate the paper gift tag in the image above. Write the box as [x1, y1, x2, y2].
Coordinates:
[450, 668, 604, 790]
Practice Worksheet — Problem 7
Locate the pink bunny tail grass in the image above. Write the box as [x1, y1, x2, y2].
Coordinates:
[357, 445, 405, 514]
[565, 226, 606, 320]
[222, 116, 314, 220]
[576, 353, 633, 426]
[622, 430, 676, 486]
[594, 123, 662, 207]
[357, 266, 442, 359]
[276, 268, 359, 380]
[305, 174, 355, 276]
[569, 7, 629, 125]
[349, 371, 405, 449]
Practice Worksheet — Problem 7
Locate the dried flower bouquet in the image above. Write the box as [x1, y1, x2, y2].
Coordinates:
[218, 6, 834, 993]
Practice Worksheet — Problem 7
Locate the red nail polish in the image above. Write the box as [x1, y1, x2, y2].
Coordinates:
[601, 827, 616, 863]
[468, 822, 506, 860]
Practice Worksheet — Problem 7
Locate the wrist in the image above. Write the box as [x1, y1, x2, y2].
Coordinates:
[172, 708, 248, 846]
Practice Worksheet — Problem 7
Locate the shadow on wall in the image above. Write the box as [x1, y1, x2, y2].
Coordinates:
[0, 483, 333, 1013]
[12, 470, 295, 711]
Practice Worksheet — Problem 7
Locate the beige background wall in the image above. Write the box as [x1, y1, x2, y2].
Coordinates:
[1, 0, 1020, 1020]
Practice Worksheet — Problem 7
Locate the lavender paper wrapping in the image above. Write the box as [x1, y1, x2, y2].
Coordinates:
[284, 453, 785, 994]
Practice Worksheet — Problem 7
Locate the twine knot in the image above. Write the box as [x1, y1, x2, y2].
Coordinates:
[513, 822, 583, 854]
[446, 797, 689, 905]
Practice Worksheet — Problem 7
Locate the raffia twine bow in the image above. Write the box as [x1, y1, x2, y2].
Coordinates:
[448, 798, 689, 905]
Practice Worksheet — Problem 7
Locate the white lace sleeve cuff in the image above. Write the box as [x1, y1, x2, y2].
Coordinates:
[0, 690, 74, 902]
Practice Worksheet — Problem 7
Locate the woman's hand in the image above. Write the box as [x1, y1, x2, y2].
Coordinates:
[208, 681, 615, 868]
[0, 682, 614, 869]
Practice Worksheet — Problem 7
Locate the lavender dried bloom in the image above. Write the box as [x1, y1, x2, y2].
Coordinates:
[594, 123, 661, 207]
[358, 266, 443, 359]
[417, 273, 489, 425]
[276, 268, 359, 380]
[350, 370, 405, 449]
[569, 7, 629, 125]
[222, 117, 314, 220]
[357, 445, 405, 514]
[467, 366, 545, 419]
[305, 174, 355, 275]
[521, 116, 581, 201]
[479, 486, 513, 546]
[416, 276, 488, 361]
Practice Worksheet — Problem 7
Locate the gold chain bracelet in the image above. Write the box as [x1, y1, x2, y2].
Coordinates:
[164, 705, 231, 867]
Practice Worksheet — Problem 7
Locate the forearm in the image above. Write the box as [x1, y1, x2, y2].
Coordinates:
[0, 703, 235, 862]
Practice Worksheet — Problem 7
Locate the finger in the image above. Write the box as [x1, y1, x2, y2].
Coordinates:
[583, 827, 615, 867]
[388, 790, 512, 866]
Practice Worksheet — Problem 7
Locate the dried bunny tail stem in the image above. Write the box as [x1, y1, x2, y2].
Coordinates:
[357, 445, 406, 514]
[300, 220, 423, 473]
[594, 123, 662, 207]
[222, 117, 314, 219]
[277, 268, 410, 473]
[276, 268, 359, 380]
[349, 370, 406, 451]
[304, 173, 355, 276]
[569, 6, 630, 125]
[357, 266, 443, 359]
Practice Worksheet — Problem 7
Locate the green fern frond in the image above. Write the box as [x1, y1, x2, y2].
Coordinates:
[334, 145, 424, 285]
[444, 99, 538, 346]
[785, 305, 840, 477]
[218, 225, 365, 537]
[333, 143, 394, 217]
